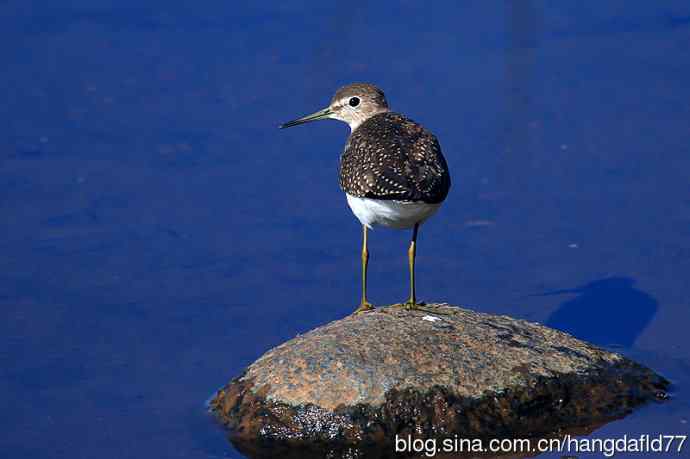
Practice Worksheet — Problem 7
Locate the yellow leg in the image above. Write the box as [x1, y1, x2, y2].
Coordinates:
[353, 225, 375, 314]
[382, 224, 447, 315]
[404, 223, 419, 310]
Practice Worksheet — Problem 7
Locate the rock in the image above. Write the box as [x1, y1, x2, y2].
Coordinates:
[210, 304, 668, 458]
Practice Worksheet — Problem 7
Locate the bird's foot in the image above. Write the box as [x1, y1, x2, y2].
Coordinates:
[389, 300, 425, 311]
[389, 301, 451, 315]
[352, 301, 375, 315]
[402, 300, 423, 311]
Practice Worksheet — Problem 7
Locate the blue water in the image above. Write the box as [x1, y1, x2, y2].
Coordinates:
[2, 1, 689, 458]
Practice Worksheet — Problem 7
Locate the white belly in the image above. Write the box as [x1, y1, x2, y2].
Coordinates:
[346, 194, 441, 229]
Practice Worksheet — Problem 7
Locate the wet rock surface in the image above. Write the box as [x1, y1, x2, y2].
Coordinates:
[210, 304, 668, 458]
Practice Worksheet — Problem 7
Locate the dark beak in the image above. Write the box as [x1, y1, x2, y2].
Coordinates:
[280, 107, 333, 129]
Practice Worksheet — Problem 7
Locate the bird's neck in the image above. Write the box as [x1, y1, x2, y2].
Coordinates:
[348, 108, 390, 132]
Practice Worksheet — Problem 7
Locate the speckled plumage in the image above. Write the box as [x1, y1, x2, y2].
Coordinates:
[339, 112, 450, 204]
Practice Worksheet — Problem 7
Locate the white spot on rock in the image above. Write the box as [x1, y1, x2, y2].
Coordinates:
[422, 315, 441, 322]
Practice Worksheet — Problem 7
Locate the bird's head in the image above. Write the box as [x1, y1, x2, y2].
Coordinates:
[280, 83, 389, 131]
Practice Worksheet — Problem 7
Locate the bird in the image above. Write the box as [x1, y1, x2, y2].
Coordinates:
[280, 83, 450, 314]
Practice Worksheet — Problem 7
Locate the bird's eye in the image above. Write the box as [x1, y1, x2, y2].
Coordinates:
[349, 97, 360, 107]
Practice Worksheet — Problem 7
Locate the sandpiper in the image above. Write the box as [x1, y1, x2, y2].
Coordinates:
[280, 83, 451, 313]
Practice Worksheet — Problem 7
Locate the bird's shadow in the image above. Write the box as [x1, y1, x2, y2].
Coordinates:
[540, 277, 657, 348]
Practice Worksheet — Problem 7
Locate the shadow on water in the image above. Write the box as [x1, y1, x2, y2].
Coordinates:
[543, 277, 657, 348]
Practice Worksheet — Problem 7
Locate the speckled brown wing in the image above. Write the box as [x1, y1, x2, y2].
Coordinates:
[339, 112, 450, 204]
